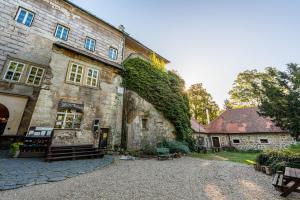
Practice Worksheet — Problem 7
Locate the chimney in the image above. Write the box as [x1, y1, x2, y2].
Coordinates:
[118, 25, 125, 32]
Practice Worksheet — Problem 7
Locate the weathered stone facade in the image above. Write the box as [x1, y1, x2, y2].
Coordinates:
[124, 90, 176, 150]
[0, 0, 173, 150]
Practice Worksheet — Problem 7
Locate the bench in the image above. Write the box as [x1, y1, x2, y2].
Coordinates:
[272, 172, 285, 191]
[156, 148, 173, 160]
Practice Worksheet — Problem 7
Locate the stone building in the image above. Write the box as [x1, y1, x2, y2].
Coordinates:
[193, 107, 295, 150]
[0, 0, 172, 150]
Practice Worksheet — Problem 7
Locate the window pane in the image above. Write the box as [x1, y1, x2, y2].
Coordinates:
[16, 64, 24, 72]
[9, 62, 17, 70]
[34, 77, 41, 85]
[37, 69, 43, 76]
[12, 73, 21, 81]
[5, 71, 13, 80]
[17, 10, 26, 23]
[25, 13, 33, 26]
[56, 27, 61, 37]
[27, 75, 34, 83]
[62, 29, 68, 40]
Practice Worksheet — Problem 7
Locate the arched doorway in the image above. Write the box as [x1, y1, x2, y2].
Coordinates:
[0, 104, 9, 136]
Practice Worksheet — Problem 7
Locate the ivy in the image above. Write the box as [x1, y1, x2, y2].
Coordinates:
[122, 58, 193, 143]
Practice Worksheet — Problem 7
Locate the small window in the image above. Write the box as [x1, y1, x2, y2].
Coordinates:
[85, 37, 96, 51]
[86, 68, 99, 87]
[26, 66, 44, 86]
[55, 24, 69, 41]
[55, 109, 82, 129]
[260, 139, 269, 144]
[4, 61, 25, 82]
[108, 47, 118, 60]
[68, 63, 83, 83]
[15, 7, 34, 27]
[142, 118, 148, 130]
[232, 139, 240, 144]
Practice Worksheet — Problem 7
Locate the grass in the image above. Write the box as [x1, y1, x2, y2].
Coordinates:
[189, 151, 259, 164]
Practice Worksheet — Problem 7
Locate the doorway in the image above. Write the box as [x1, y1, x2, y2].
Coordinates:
[212, 137, 220, 148]
[99, 128, 109, 149]
[0, 104, 9, 136]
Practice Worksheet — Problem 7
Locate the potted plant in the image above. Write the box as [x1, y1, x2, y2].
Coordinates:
[9, 142, 23, 158]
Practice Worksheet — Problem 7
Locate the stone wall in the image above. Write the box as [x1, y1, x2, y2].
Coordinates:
[229, 133, 295, 150]
[30, 46, 123, 147]
[124, 90, 176, 150]
[205, 133, 295, 150]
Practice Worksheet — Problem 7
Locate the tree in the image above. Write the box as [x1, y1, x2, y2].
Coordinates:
[226, 68, 277, 109]
[188, 83, 220, 125]
[258, 63, 300, 139]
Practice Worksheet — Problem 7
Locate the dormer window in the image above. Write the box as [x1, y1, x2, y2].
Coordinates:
[55, 24, 69, 41]
[108, 47, 118, 60]
[85, 37, 96, 51]
[15, 7, 35, 27]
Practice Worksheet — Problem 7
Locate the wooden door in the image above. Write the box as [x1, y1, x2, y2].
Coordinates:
[212, 137, 220, 147]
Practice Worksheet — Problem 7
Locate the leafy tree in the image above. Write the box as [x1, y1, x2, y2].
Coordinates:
[188, 83, 220, 125]
[226, 68, 277, 109]
[258, 63, 300, 139]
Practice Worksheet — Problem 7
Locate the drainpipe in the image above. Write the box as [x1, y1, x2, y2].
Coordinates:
[119, 25, 127, 149]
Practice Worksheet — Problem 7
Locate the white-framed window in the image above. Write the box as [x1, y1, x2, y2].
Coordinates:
[15, 7, 35, 27]
[85, 37, 96, 51]
[260, 139, 269, 144]
[26, 66, 44, 86]
[4, 61, 25, 82]
[55, 24, 69, 41]
[86, 68, 99, 87]
[54, 109, 82, 129]
[232, 139, 240, 144]
[108, 47, 118, 60]
[68, 63, 83, 83]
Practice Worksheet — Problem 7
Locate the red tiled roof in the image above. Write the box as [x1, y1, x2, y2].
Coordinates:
[191, 118, 207, 133]
[206, 107, 285, 134]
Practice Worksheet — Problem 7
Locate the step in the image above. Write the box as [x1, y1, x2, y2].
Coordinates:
[45, 153, 104, 161]
[47, 150, 103, 156]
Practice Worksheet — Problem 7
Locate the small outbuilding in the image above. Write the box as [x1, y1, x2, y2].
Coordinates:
[192, 107, 295, 150]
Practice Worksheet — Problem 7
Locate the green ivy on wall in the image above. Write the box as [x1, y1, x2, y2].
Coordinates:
[122, 58, 193, 144]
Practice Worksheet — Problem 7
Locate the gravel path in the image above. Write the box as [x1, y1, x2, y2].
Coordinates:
[1, 157, 299, 200]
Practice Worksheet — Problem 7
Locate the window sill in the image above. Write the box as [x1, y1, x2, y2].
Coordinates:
[65, 81, 100, 90]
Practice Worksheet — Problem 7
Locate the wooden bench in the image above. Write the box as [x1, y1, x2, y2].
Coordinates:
[156, 148, 173, 160]
[272, 168, 300, 197]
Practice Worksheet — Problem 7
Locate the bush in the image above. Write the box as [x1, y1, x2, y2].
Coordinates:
[9, 142, 22, 157]
[142, 144, 157, 155]
[158, 139, 190, 154]
[222, 146, 237, 152]
[256, 148, 300, 172]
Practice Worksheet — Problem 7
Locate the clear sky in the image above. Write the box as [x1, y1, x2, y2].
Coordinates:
[70, 0, 300, 107]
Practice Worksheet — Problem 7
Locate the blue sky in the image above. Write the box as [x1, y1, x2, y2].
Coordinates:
[70, 0, 300, 107]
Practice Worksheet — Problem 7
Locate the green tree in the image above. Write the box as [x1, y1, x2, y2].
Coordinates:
[226, 68, 277, 109]
[149, 52, 166, 71]
[258, 63, 300, 139]
[188, 83, 220, 125]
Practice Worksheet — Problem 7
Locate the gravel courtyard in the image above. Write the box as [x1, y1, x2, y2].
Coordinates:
[1, 157, 299, 200]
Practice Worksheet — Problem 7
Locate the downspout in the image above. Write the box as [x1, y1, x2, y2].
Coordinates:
[120, 25, 128, 149]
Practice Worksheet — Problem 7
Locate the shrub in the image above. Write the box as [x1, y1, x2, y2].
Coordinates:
[256, 148, 300, 172]
[142, 144, 157, 155]
[9, 142, 22, 157]
[222, 146, 237, 152]
[159, 139, 190, 154]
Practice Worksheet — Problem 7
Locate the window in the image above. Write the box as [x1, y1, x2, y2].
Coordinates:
[86, 68, 99, 87]
[260, 139, 269, 144]
[55, 24, 69, 41]
[55, 109, 82, 129]
[232, 139, 240, 144]
[26, 66, 44, 86]
[68, 64, 83, 83]
[15, 7, 34, 27]
[85, 37, 96, 51]
[142, 118, 148, 130]
[4, 61, 25, 82]
[108, 47, 118, 60]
